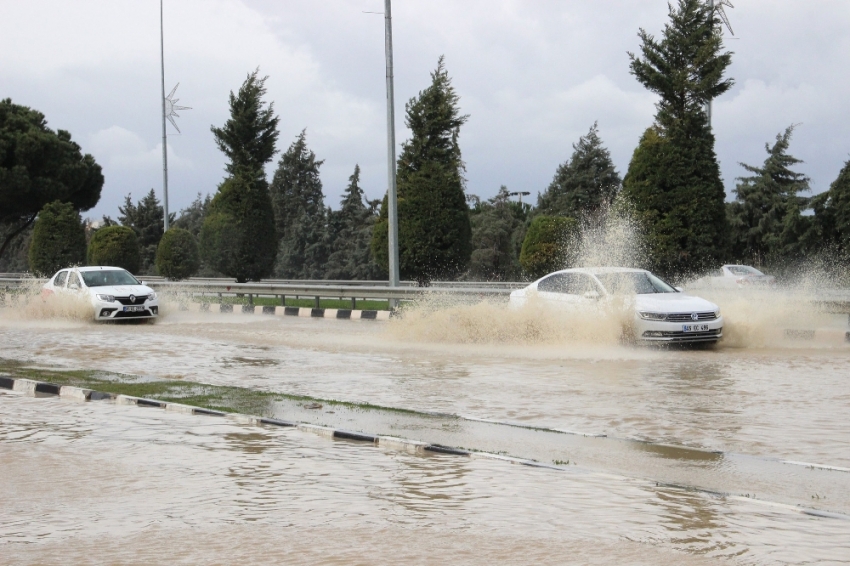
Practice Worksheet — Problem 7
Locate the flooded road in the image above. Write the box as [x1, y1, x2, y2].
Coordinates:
[3, 390, 849, 565]
[2, 300, 850, 563]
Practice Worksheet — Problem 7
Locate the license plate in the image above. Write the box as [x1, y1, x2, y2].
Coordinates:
[682, 324, 709, 332]
[123, 306, 145, 312]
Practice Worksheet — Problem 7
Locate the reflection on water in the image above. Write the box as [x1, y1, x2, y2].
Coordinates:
[2, 392, 849, 565]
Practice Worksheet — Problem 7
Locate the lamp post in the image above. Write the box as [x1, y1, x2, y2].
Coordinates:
[384, 0, 400, 290]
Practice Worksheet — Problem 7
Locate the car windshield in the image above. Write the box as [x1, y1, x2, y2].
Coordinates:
[594, 272, 677, 295]
[81, 270, 139, 287]
[727, 265, 764, 276]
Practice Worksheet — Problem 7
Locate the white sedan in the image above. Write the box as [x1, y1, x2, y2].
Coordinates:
[42, 266, 159, 321]
[509, 267, 723, 344]
[700, 264, 776, 288]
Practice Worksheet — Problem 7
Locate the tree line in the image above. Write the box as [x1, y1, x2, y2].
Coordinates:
[3, 0, 850, 283]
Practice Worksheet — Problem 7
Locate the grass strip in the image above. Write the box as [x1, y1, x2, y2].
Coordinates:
[0, 358, 422, 418]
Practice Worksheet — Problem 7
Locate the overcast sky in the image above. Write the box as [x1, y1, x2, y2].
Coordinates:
[2, 0, 849, 221]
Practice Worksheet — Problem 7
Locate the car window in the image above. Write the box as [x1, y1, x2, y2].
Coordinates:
[53, 271, 68, 287]
[537, 273, 599, 295]
[81, 270, 139, 287]
[67, 272, 82, 289]
[595, 272, 677, 294]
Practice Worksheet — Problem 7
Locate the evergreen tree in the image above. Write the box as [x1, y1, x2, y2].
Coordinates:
[468, 186, 527, 280]
[519, 215, 578, 279]
[538, 123, 621, 218]
[727, 126, 810, 263]
[173, 193, 212, 237]
[325, 165, 383, 280]
[210, 69, 279, 179]
[0, 98, 103, 261]
[805, 159, 850, 257]
[269, 130, 328, 278]
[372, 56, 472, 285]
[200, 69, 279, 282]
[28, 201, 86, 276]
[622, 0, 733, 276]
[118, 189, 173, 274]
[87, 225, 141, 273]
[155, 228, 200, 280]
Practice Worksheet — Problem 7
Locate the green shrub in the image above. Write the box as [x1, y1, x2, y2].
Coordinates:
[519, 215, 577, 279]
[87, 225, 140, 273]
[27, 201, 87, 276]
[155, 228, 199, 280]
[200, 173, 277, 283]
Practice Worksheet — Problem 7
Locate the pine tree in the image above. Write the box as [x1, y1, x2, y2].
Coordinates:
[325, 165, 383, 280]
[538, 123, 621, 219]
[622, 0, 733, 276]
[118, 189, 173, 274]
[269, 130, 328, 278]
[727, 126, 810, 263]
[200, 69, 279, 282]
[371, 56, 472, 285]
[468, 186, 527, 280]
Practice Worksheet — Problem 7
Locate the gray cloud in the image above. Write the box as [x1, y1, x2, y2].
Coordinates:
[1, 0, 848, 221]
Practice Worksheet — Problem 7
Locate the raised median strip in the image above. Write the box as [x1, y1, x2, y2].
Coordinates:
[188, 302, 390, 320]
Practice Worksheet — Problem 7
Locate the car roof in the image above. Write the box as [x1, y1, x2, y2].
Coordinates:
[74, 266, 127, 272]
[542, 267, 648, 277]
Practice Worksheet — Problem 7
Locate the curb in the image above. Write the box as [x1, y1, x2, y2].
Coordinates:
[183, 302, 391, 320]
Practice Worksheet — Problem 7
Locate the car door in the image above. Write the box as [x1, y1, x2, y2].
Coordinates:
[536, 273, 591, 307]
[66, 271, 84, 294]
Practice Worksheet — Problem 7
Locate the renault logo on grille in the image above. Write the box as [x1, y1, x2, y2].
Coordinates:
[129, 294, 136, 304]
[690, 312, 699, 321]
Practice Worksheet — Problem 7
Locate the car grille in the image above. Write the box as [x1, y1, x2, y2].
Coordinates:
[665, 312, 717, 322]
[114, 310, 153, 318]
[116, 296, 149, 306]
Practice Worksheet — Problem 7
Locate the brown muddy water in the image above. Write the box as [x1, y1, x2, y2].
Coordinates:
[2, 294, 850, 564]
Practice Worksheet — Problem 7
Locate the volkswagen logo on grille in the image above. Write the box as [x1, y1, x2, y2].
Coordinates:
[129, 294, 136, 304]
[690, 312, 699, 321]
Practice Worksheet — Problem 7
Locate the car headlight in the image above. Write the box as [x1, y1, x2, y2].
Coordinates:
[148, 292, 157, 301]
[638, 312, 668, 321]
[96, 294, 115, 302]
[715, 309, 720, 317]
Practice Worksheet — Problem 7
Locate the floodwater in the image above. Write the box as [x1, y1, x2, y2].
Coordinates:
[2, 291, 850, 563]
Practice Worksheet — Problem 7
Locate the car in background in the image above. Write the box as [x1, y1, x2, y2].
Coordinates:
[41, 266, 159, 321]
[509, 267, 723, 344]
[699, 265, 776, 288]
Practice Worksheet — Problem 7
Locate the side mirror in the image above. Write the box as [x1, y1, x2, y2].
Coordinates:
[583, 291, 600, 300]
[675, 286, 683, 292]
[139, 281, 147, 286]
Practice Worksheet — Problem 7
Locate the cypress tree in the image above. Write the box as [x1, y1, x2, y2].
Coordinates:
[519, 215, 578, 279]
[372, 56, 471, 286]
[200, 69, 279, 282]
[325, 165, 383, 280]
[622, 0, 733, 276]
[538, 123, 621, 219]
[87, 225, 141, 273]
[269, 130, 328, 278]
[28, 201, 87, 276]
[155, 228, 200, 280]
[727, 126, 810, 263]
[806, 159, 850, 258]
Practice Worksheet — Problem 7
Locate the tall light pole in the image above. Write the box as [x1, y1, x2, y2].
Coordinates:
[160, 0, 169, 231]
[384, 0, 400, 289]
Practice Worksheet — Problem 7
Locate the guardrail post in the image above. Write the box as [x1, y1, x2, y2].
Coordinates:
[314, 295, 320, 309]
[351, 297, 356, 310]
[279, 294, 285, 307]
[248, 293, 253, 306]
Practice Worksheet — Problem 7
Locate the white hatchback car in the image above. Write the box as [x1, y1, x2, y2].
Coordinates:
[509, 267, 723, 344]
[42, 266, 159, 321]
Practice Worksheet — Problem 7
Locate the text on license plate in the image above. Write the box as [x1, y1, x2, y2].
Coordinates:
[682, 324, 709, 332]
[123, 306, 145, 312]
